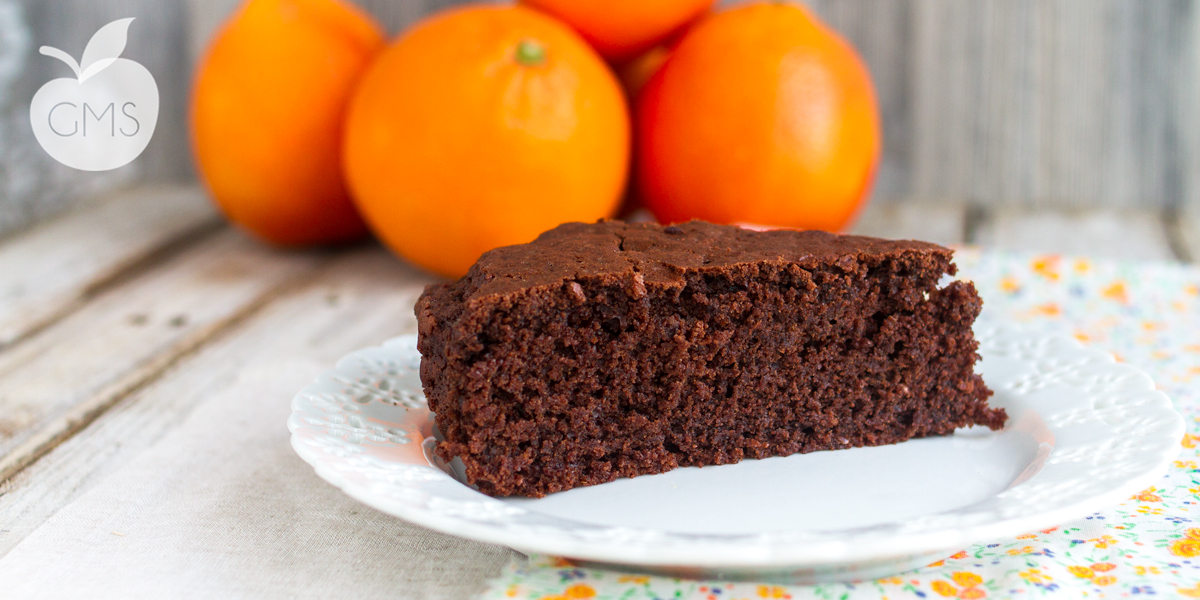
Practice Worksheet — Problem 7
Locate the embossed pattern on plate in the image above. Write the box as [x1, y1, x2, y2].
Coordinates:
[288, 324, 1184, 580]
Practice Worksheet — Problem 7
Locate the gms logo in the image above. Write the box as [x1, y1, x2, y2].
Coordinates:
[30, 18, 159, 171]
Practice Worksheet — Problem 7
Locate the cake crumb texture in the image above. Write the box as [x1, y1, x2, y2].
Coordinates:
[416, 220, 1004, 497]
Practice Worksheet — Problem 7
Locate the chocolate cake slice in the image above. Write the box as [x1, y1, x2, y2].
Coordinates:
[416, 220, 1004, 498]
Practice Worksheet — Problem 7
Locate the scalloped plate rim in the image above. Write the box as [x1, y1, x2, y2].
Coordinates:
[288, 323, 1185, 570]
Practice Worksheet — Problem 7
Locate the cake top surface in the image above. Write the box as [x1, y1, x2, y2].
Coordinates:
[461, 220, 948, 298]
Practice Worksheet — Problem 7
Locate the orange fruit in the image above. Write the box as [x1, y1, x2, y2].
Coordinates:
[612, 43, 671, 220]
[520, 0, 715, 63]
[613, 26, 696, 218]
[191, 0, 383, 245]
[616, 18, 699, 100]
[343, 5, 629, 278]
[637, 2, 881, 232]
[618, 44, 672, 100]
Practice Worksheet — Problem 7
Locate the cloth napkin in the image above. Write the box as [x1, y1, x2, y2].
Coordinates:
[481, 249, 1200, 599]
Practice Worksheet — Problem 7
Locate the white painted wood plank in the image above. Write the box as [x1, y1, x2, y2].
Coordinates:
[974, 207, 1176, 261]
[0, 186, 220, 349]
[0, 227, 324, 482]
[848, 201, 965, 246]
[0, 247, 515, 597]
[0, 247, 416, 554]
[1171, 210, 1200, 264]
[907, 0, 1197, 209]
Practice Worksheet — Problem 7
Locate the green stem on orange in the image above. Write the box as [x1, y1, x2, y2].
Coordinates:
[515, 39, 546, 67]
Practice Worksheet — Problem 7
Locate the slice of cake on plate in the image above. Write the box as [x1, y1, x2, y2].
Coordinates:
[415, 220, 1005, 498]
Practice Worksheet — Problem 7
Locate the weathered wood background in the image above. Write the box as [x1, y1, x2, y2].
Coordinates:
[1, 0, 1198, 237]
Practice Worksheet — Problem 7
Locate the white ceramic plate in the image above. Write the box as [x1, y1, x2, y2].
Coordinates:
[288, 322, 1184, 583]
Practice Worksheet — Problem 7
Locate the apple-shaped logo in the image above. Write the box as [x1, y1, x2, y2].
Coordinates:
[30, 18, 159, 172]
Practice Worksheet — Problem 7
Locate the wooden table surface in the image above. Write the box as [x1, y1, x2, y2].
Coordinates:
[0, 186, 1197, 597]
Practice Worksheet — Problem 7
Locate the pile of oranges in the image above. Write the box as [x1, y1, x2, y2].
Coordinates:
[191, 0, 880, 278]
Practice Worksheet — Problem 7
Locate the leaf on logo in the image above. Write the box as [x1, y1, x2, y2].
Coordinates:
[38, 46, 82, 78]
[79, 17, 134, 81]
[79, 58, 118, 82]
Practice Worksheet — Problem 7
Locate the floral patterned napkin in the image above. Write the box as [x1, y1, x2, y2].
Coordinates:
[480, 249, 1200, 599]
